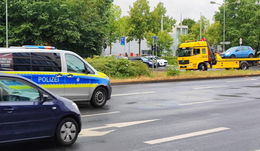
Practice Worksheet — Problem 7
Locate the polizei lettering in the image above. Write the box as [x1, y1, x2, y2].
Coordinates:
[38, 77, 59, 83]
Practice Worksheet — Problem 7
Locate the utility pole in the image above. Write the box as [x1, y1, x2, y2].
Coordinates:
[223, 0, 226, 51]
[161, 15, 164, 31]
[200, 12, 202, 39]
[6, 0, 8, 48]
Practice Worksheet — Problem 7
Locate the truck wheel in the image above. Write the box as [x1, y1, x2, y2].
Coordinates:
[230, 54, 236, 58]
[240, 62, 249, 70]
[90, 87, 107, 108]
[198, 63, 207, 71]
[248, 54, 254, 58]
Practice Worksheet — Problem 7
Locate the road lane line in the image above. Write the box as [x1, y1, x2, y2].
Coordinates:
[144, 127, 230, 145]
[80, 119, 160, 137]
[112, 91, 155, 97]
[81, 111, 120, 117]
[192, 86, 226, 90]
[226, 78, 257, 83]
[179, 100, 223, 106]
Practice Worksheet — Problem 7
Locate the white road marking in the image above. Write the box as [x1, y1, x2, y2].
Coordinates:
[192, 86, 226, 90]
[226, 78, 257, 83]
[81, 111, 120, 117]
[80, 119, 160, 137]
[179, 100, 223, 106]
[112, 91, 155, 97]
[144, 127, 230, 145]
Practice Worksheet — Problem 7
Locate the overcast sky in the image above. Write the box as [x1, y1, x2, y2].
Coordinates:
[113, 0, 224, 24]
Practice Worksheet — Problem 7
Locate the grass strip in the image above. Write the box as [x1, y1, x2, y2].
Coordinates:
[111, 70, 260, 84]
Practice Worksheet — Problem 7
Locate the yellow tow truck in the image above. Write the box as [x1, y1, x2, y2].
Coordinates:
[177, 40, 260, 70]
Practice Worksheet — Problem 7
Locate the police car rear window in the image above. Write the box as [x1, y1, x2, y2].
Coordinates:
[0, 52, 61, 72]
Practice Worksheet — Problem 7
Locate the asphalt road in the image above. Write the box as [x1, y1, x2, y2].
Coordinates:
[2, 76, 260, 151]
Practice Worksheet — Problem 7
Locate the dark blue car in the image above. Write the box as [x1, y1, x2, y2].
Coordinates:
[0, 73, 81, 146]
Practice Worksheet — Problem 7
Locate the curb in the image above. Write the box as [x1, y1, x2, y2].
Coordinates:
[111, 74, 260, 85]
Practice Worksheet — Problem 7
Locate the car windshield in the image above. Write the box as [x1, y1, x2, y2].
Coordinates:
[226, 47, 238, 53]
[176, 47, 192, 57]
[141, 57, 149, 62]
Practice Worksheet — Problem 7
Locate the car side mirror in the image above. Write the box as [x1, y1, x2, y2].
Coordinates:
[0, 88, 3, 101]
[236, 50, 239, 52]
[41, 94, 49, 103]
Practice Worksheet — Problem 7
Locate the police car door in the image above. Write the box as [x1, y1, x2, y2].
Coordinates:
[64, 53, 90, 101]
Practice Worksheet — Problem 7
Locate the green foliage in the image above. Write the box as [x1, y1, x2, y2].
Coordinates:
[166, 65, 180, 76]
[86, 56, 151, 78]
[162, 56, 178, 65]
[179, 16, 209, 43]
[157, 31, 174, 55]
[127, 0, 150, 55]
[181, 18, 196, 33]
[214, 0, 260, 51]
[0, 0, 114, 57]
[149, 2, 176, 33]
[205, 21, 221, 46]
[106, 5, 122, 54]
[118, 16, 130, 36]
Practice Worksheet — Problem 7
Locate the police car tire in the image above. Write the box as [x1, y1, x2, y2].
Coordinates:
[55, 118, 79, 146]
[90, 87, 107, 108]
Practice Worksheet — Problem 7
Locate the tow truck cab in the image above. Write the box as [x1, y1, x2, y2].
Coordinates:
[177, 40, 260, 70]
[177, 40, 216, 70]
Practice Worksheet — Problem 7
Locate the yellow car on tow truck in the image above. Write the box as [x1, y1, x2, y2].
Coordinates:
[177, 40, 260, 70]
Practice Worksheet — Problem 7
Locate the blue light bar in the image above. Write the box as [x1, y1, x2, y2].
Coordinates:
[22, 45, 56, 50]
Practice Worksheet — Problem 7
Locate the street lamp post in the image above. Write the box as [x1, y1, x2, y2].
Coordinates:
[5, 0, 8, 48]
[210, 0, 225, 51]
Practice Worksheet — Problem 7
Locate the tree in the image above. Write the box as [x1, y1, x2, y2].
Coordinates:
[127, 0, 150, 55]
[214, 0, 260, 52]
[157, 31, 174, 56]
[145, 31, 173, 56]
[118, 16, 130, 37]
[0, 0, 114, 57]
[179, 17, 209, 43]
[181, 18, 196, 33]
[106, 5, 122, 54]
[149, 2, 175, 33]
[205, 21, 221, 46]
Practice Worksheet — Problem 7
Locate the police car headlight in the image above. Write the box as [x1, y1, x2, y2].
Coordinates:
[105, 76, 110, 80]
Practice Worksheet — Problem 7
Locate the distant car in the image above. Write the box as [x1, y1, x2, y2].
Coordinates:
[128, 57, 158, 68]
[145, 56, 168, 67]
[0, 73, 81, 146]
[221, 46, 255, 58]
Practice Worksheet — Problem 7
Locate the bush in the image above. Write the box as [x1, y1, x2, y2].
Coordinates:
[86, 56, 151, 78]
[166, 65, 180, 76]
[162, 56, 178, 65]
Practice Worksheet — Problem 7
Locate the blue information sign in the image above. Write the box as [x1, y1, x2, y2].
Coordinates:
[120, 37, 126, 46]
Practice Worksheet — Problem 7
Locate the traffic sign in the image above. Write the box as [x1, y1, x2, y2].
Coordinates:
[152, 36, 157, 39]
[220, 41, 231, 45]
[120, 37, 126, 46]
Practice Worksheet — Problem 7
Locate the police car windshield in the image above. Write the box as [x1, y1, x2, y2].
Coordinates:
[177, 47, 192, 57]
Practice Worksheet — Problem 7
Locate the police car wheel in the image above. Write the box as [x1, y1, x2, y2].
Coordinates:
[55, 118, 79, 146]
[91, 87, 107, 108]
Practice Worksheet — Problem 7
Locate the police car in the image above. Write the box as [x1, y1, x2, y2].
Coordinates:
[0, 46, 111, 108]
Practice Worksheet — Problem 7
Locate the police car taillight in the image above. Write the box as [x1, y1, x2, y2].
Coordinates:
[22, 45, 56, 50]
